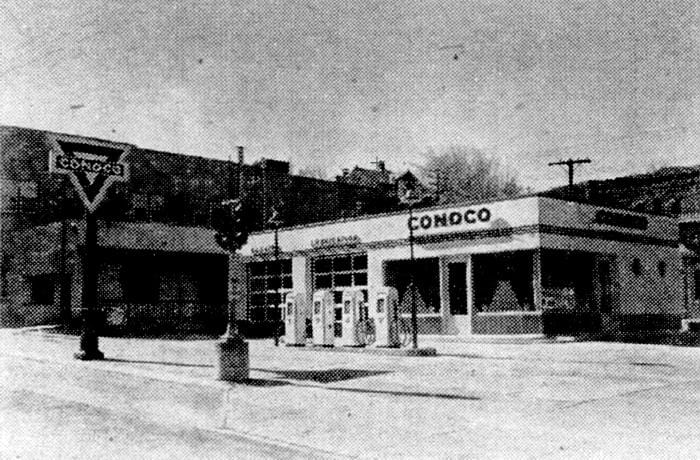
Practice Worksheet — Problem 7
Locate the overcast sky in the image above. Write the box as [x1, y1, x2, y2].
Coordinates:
[0, 0, 698, 190]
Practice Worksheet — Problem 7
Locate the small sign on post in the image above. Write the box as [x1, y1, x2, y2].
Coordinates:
[47, 133, 131, 360]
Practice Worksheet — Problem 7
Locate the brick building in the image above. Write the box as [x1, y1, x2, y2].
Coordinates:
[0, 126, 407, 333]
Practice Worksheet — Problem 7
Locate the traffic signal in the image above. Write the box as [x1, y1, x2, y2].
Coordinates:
[212, 198, 249, 252]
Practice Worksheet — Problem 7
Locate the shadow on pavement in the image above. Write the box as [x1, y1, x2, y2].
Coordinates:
[105, 358, 213, 368]
[236, 378, 291, 387]
[251, 368, 391, 383]
[306, 384, 482, 401]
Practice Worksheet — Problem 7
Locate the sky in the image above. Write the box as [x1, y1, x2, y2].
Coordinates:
[0, 0, 698, 191]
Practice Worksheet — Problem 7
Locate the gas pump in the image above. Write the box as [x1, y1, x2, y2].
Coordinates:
[312, 290, 335, 347]
[284, 291, 307, 346]
[341, 289, 366, 347]
[370, 286, 400, 347]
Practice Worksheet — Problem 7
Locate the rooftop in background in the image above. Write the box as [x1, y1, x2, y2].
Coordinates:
[540, 165, 700, 217]
[336, 159, 393, 189]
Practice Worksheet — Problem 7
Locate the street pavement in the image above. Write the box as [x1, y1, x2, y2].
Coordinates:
[1, 328, 699, 459]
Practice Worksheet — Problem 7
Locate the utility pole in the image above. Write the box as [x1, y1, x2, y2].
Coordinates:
[404, 189, 420, 349]
[548, 158, 591, 197]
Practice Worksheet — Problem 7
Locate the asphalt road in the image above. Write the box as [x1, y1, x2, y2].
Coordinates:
[0, 353, 338, 460]
[1, 329, 699, 458]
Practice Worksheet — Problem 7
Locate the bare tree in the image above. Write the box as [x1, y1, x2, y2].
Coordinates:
[420, 146, 523, 204]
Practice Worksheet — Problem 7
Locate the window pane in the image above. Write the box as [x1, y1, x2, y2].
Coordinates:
[249, 263, 265, 277]
[353, 272, 367, 286]
[334, 273, 352, 287]
[267, 277, 281, 290]
[250, 294, 266, 306]
[353, 255, 367, 270]
[281, 259, 292, 274]
[282, 276, 292, 289]
[266, 293, 282, 306]
[334, 256, 351, 272]
[315, 274, 332, 289]
[315, 258, 332, 273]
[250, 278, 266, 292]
[250, 307, 266, 323]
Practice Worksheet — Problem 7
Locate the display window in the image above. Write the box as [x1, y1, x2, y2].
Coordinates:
[540, 250, 595, 311]
[473, 251, 534, 312]
[383, 258, 440, 314]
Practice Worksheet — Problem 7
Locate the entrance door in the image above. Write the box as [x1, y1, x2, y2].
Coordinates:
[448, 262, 468, 315]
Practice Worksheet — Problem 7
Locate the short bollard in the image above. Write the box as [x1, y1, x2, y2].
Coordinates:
[216, 333, 249, 382]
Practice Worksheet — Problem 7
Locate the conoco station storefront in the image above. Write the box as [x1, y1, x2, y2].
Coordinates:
[236, 197, 683, 336]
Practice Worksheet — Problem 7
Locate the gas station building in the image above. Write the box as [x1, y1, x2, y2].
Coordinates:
[237, 196, 683, 337]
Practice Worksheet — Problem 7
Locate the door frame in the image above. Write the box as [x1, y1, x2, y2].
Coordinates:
[440, 254, 472, 335]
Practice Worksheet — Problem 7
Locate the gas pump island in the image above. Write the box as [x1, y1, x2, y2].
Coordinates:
[276, 287, 403, 349]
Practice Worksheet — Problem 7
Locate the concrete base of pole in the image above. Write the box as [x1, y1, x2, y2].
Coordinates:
[216, 335, 249, 382]
[74, 331, 104, 361]
[74, 349, 105, 361]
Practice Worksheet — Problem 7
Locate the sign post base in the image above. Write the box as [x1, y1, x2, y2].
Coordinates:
[74, 327, 104, 361]
[216, 326, 249, 382]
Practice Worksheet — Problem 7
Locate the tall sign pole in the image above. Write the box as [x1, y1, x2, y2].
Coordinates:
[48, 134, 130, 360]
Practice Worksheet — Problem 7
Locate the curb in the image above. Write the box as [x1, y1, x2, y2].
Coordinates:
[290, 344, 438, 356]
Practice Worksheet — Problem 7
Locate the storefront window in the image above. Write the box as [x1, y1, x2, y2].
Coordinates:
[384, 258, 440, 314]
[541, 250, 595, 311]
[473, 251, 534, 312]
[247, 259, 293, 323]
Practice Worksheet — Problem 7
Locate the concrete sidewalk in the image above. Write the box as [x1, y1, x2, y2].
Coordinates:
[2, 328, 700, 458]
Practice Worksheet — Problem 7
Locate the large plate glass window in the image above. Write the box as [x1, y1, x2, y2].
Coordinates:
[247, 259, 293, 323]
[473, 251, 534, 312]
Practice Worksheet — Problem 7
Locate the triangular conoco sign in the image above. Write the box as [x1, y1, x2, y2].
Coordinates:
[48, 134, 131, 213]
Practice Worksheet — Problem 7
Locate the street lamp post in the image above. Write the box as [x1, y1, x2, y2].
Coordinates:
[268, 209, 282, 346]
[404, 189, 419, 349]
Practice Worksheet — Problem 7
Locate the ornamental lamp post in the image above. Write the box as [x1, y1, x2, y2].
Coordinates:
[268, 208, 282, 346]
[403, 188, 420, 349]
